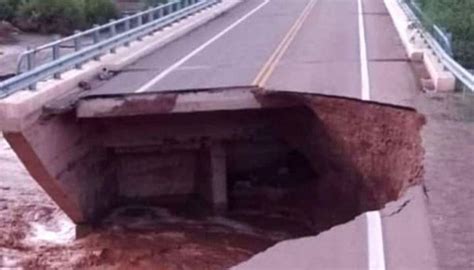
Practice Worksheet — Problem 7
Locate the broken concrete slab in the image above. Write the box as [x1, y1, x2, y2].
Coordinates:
[232, 186, 438, 270]
[231, 214, 369, 270]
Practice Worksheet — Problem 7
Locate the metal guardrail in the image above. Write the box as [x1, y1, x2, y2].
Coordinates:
[404, 0, 453, 56]
[400, 0, 474, 92]
[0, 0, 219, 98]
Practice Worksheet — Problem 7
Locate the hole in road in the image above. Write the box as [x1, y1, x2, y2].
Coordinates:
[93, 96, 424, 245]
[11, 91, 424, 269]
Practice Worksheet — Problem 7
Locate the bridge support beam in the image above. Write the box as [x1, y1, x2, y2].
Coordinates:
[208, 143, 228, 212]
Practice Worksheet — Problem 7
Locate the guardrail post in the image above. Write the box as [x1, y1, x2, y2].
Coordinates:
[158, 4, 164, 18]
[175, 1, 180, 17]
[147, 7, 155, 36]
[26, 47, 35, 71]
[52, 35, 61, 79]
[124, 16, 131, 46]
[74, 30, 83, 69]
[148, 7, 154, 23]
[26, 46, 37, 90]
[92, 25, 101, 61]
[137, 15, 143, 41]
[109, 20, 117, 53]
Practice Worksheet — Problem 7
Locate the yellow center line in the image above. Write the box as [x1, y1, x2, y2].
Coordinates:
[253, 0, 318, 87]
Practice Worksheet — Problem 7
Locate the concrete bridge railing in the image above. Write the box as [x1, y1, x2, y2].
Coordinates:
[0, 0, 220, 98]
[399, 0, 474, 92]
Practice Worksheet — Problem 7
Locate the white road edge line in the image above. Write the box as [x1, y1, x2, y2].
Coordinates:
[135, 0, 271, 93]
[358, 0, 371, 101]
[358, 0, 386, 269]
[367, 211, 386, 270]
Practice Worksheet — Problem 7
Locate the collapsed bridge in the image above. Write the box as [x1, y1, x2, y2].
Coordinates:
[3, 86, 424, 234]
[0, 2, 436, 265]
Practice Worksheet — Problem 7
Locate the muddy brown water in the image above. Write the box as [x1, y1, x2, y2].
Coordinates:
[0, 132, 317, 269]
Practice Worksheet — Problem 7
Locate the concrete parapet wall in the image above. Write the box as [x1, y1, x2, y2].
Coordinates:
[384, 0, 456, 92]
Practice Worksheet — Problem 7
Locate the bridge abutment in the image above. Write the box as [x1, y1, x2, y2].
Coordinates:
[4, 113, 115, 223]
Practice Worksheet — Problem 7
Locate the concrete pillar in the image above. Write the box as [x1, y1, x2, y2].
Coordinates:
[209, 143, 228, 212]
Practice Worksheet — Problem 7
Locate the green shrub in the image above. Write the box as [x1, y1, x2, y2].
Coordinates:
[142, 0, 168, 8]
[13, 0, 117, 34]
[0, 0, 18, 21]
[15, 0, 86, 34]
[417, 0, 474, 68]
[83, 0, 118, 26]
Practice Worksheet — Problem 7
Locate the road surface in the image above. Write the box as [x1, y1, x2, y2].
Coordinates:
[85, 0, 418, 104]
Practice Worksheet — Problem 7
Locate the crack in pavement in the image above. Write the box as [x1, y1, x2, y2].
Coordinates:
[369, 58, 410, 62]
[422, 184, 430, 200]
[363, 12, 390, 16]
[385, 199, 412, 217]
[118, 68, 160, 73]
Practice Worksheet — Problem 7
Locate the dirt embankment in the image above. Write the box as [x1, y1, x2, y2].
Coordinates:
[249, 93, 425, 233]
